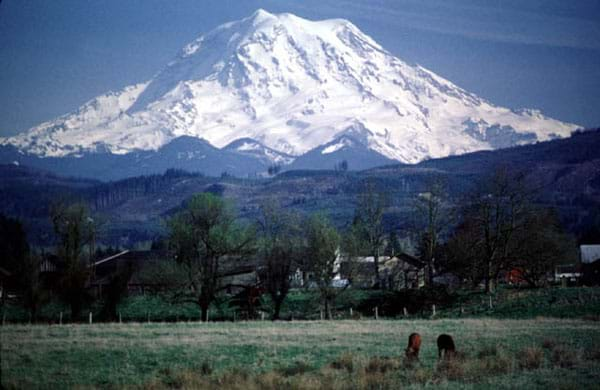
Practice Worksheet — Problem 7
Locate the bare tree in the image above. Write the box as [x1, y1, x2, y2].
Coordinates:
[353, 181, 387, 288]
[451, 168, 535, 293]
[512, 209, 577, 287]
[414, 177, 448, 286]
[257, 201, 303, 320]
[445, 218, 486, 289]
[99, 261, 135, 321]
[306, 214, 340, 320]
[21, 252, 48, 323]
[167, 193, 255, 322]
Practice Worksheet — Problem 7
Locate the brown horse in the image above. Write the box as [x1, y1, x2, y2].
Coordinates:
[437, 334, 456, 359]
[405, 333, 422, 360]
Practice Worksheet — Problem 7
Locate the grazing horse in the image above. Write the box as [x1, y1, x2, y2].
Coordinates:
[437, 334, 456, 359]
[405, 333, 422, 360]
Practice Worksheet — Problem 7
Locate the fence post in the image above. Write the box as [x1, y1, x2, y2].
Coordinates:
[119, 312, 122, 324]
[403, 307, 408, 317]
[261, 312, 265, 321]
[432, 304, 436, 317]
[350, 308, 353, 318]
[375, 307, 379, 320]
[320, 309, 324, 321]
[59, 312, 63, 325]
[489, 295, 493, 309]
[89, 312, 92, 324]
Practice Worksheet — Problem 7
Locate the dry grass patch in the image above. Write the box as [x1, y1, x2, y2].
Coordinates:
[436, 357, 466, 381]
[364, 356, 400, 374]
[518, 347, 544, 369]
[584, 345, 600, 361]
[541, 338, 556, 350]
[276, 360, 314, 377]
[329, 351, 355, 373]
[551, 345, 580, 368]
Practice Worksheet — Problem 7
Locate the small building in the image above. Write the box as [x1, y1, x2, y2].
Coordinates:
[380, 253, 426, 290]
[89, 250, 168, 297]
[581, 245, 600, 264]
[581, 245, 600, 286]
[554, 264, 582, 284]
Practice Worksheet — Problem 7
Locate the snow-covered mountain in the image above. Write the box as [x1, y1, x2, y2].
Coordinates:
[0, 9, 580, 174]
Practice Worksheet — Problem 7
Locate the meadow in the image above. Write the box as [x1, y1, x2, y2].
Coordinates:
[2, 318, 600, 389]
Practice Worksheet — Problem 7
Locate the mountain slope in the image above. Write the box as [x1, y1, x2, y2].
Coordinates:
[288, 131, 395, 171]
[0, 9, 579, 169]
[2, 130, 598, 246]
[0, 136, 271, 180]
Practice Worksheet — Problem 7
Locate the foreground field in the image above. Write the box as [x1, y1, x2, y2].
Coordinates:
[2, 318, 600, 389]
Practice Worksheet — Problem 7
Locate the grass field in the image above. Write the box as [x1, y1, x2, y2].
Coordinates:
[2, 318, 600, 389]
[4, 287, 599, 323]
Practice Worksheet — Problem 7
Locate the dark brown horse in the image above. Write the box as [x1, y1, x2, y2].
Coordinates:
[437, 334, 456, 359]
[405, 333, 422, 360]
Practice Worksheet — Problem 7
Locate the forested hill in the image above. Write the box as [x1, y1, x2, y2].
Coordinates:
[376, 128, 600, 174]
[1, 129, 598, 246]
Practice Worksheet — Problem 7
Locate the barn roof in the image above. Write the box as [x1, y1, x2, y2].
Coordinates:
[581, 245, 600, 264]
[394, 253, 425, 269]
[0, 266, 12, 277]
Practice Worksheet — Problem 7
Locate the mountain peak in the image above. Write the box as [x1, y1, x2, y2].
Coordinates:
[0, 10, 579, 166]
[249, 8, 276, 23]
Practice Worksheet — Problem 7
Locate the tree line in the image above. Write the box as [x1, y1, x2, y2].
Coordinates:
[0, 166, 578, 322]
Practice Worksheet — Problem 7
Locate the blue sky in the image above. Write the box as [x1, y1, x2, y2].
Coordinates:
[1, 0, 599, 137]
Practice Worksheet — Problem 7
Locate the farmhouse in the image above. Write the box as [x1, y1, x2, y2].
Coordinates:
[339, 253, 426, 289]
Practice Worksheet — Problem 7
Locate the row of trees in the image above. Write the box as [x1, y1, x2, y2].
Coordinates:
[442, 169, 575, 292]
[1, 167, 577, 322]
[1, 203, 96, 322]
[160, 167, 576, 321]
[414, 168, 576, 293]
[160, 193, 347, 321]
